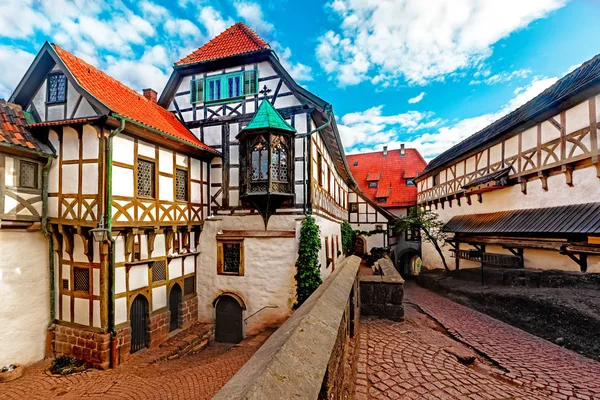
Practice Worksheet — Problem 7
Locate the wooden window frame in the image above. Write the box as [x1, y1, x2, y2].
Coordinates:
[73, 266, 90, 293]
[175, 168, 189, 202]
[18, 160, 39, 189]
[217, 239, 245, 276]
[432, 173, 439, 187]
[46, 72, 67, 104]
[137, 157, 156, 199]
[200, 70, 258, 105]
[350, 203, 358, 213]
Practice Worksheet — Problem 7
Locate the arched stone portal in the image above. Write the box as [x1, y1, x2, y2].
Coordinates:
[397, 248, 421, 278]
[354, 235, 367, 256]
[214, 295, 244, 343]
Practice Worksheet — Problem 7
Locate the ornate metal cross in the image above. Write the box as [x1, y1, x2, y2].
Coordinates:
[259, 85, 272, 98]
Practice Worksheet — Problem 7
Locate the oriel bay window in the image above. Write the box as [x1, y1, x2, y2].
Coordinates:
[190, 70, 258, 104]
[237, 99, 296, 227]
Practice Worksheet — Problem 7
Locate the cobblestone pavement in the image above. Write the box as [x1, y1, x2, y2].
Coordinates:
[2, 329, 272, 399]
[356, 283, 600, 400]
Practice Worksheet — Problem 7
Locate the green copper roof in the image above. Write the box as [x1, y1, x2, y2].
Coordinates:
[243, 100, 296, 133]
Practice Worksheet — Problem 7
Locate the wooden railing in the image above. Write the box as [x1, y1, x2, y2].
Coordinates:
[451, 249, 522, 268]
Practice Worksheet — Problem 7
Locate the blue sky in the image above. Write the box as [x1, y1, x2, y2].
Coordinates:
[1, 0, 599, 160]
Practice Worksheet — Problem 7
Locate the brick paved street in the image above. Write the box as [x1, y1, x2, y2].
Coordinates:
[1, 328, 272, 399]
[356, 282, 600, 400]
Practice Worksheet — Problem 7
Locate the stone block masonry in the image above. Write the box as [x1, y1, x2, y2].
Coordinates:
[360, 257, 405, 321]
[182, 296, 198, 329]
[52, 325, 111, 369]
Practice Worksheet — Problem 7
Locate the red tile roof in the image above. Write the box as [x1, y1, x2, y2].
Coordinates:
[51, 44, 218, 155]
[0, 100, 52, 155]
[347, 149, 427, 208]
[176, 22, 269, 66]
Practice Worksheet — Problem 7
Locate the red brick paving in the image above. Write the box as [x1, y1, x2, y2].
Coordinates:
[356, 283, 600, 399]
[2, 329, 272, 399]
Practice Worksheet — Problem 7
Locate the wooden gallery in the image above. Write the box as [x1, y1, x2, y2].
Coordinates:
[416, 54, 600, 275]
[1, 23, 360, 369]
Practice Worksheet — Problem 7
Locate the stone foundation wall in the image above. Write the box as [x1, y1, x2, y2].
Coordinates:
[114, 326, 131, 366]
[149, 310, 171, 348]
[52, 325, 111, 369]
[360, 257, 405, 321]
[182, 296, 198, 329]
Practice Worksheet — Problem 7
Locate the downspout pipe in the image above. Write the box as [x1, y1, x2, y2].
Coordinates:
[106, 118, 125, 366]
[42, 156, 55, 327]
[297, 104, 332, 139]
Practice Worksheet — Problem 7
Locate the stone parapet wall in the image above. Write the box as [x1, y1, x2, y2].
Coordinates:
[213, 255, 362, 400]
[360, 257, 405, 321]
[52, 325, 111, 369]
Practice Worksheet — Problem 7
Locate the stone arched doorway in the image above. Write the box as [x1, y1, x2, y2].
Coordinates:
[214, 294, 244, 343]
[169, 284, 182, 332]
[130, 294, 149, 353]
[354, 235, 367, 256]
[397, 249, 421, 278]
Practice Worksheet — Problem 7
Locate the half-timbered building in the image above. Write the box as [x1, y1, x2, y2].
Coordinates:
[158, 22, 356, 340]
[415, 53, 600, 274]
[348, 146, 427, 275]
[0, 100, 54, 366]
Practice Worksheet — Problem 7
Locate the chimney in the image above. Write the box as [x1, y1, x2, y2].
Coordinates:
[400, 143, 405, 157]
[143, 88, 158, 103]
[383, 145, 388, 157]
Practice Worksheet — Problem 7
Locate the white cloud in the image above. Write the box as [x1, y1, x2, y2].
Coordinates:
[0, 46, 36, 99]
[408, 92, 425, 104]
[0, 0, 50, 39]
[199, 6, 235, 38]
[469, 68, 531, 85]
[341, 74, 559, 160]
[271, 42, 313, 83]
[164, 19, 202, 39]
[318, 0, 568, 87]
[234, 1, 274, 34]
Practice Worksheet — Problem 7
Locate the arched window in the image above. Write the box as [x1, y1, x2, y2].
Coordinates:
[271, 136, 288, 182]
[251, 136, 269, 181]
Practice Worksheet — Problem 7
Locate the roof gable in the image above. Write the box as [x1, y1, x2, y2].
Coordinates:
[242, 99, 296, 133]
[176, 22, 269, 66]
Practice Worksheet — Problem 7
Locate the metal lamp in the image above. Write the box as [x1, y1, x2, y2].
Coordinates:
[90, 215, 108, 242]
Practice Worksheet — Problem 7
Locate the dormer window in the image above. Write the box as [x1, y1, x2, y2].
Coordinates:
[406, 178, 415, 186]
[191, 70, 258, 105]
[368, 181, 378, 188]
[47, 72, 67, 104]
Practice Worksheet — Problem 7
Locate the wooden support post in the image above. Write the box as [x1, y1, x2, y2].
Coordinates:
[538, 171, 548, 191]
[466, 194, 472, 206]
[455, 241, 460, 271]
[565, 252, 587, 272]
[593, 156, 600, 179]
[519, 177, 527, 195]
[456, 193, 461, 207]
[562, 164, 574, 186]
[477, 193, 482, 203]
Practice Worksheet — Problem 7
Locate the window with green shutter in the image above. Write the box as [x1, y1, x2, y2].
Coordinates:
[190, 70, 258, 105]
[190, 78, 204, 104]
[243, 70, 258, 96]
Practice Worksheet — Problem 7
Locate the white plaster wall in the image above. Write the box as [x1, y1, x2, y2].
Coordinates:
[421, 165, 600, 272]
[351, 223, 386, 251]
[129, 264, 149, 290]
[152, 285, 167, 311]
[196, 215, 299, 336]
[0, 231, 49, 366]
[313, 215, 344, 281]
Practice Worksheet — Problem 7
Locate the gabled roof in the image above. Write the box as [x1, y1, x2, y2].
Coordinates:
[50, 44, 218, 155]
[366, 172, 381, 181]
[176, 22, 269, 66]
[347, 149, 427, 208]
[0, 100, 53, 156]
[241, 99, 296, 133]
[421, 52, 600, 178]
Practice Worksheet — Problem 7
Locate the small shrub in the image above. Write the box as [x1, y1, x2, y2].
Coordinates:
[294, 216, 322, 309]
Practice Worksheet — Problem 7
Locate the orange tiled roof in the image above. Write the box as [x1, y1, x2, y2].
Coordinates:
[51, 44, 218, 155]
[176, 22, 269, 66]
[347, 149, 427, 208]
[0, 100, 51, 154]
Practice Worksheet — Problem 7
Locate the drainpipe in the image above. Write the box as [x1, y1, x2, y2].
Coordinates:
[106, 117, 125, 367]
[297, 104, 332, 139]
[42, 156, 55, 326]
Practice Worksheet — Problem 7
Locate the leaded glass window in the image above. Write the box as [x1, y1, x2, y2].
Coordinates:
[184, 276, 195, 296]
[152, 260, 167, 282]
[19, 161, 38, 188]
[227, 75, 241, 98]
[73, 267, 90, 293]
[176, 169, 188, 201]
[137, 159, 155, 198]
[271, 136, 288, 182]
[47, 73, 67, 103]
[251, 137, 268, 181]
[223, 243, 240, 273]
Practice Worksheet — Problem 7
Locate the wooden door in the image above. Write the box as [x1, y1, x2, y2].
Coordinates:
[215, 296, 243, 343]
[130, 295, 149, 353]
[354, 236, 365, 256]
[169, 284, 182, 332]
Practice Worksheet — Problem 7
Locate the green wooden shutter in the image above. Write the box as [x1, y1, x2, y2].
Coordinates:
[243, 70, 257, 95]
[190, 79, 204, 104]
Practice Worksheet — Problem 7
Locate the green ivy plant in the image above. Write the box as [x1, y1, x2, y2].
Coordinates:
[294, 216, 323, 309]
[341, 221, 355, 255]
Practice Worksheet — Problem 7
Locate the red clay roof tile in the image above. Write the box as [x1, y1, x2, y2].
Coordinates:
[175, 22, 269, 66]
[0, 100, 50, 154]
[51, 44, 218, 155]
[347, 149, 427, 208]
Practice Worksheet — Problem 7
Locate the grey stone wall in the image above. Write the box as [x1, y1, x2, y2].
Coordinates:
[360, 257, 405, 321]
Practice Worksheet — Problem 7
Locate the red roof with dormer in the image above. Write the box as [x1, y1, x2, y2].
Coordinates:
[176, 22, 270, 66]
[347, 148, 427, 209]
[0, 100, 53, 155]
[51, 44, 218, 155]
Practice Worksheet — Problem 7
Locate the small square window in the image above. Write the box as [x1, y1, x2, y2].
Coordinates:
[350, 203, 358, 213]
[176, 169, 188, 201]
[73, 267, 90, 293]
[184, 275, 195, 296]
[377, 197, 387, 204]
[218, 240, 244, 276]
[152, 260, 167, 282]
[19, 161, 38, 188]
[406, 178, 415, 186]
[47, 73, 67, 104]
[137, 159, 155, 198]
[368, 181, 378, 188]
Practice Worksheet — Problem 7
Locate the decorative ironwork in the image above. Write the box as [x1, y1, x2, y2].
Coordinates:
[175, 169, 188, 201]
[152, 260, 166, 282]
[259, 84, 272, 97]
[223, 243, 241, 273]
[19, 161, 37, 188]
[184, 276, 195, 296]
[73, 267, 89, 292]
[137, 159, 155, 198]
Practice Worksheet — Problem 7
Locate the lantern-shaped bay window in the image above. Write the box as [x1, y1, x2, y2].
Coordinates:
[237, 100, 296, 227]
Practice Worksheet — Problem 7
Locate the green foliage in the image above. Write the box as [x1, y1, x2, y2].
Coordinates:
[294, 216, 323, 309]
[341, 221, 355, 255]
[354, 228, 385, 237]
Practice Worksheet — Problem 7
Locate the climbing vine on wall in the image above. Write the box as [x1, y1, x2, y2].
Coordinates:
[354, 228, 386, 237]
[294, 216, 323, 309]
[341, 221, 355, 255]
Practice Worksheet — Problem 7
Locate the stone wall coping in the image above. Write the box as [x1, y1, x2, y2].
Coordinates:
[361, 257, 405, 284]
[213, 255, 361, 400]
